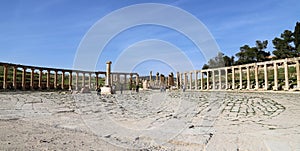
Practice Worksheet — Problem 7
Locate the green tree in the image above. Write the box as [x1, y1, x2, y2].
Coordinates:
[256, 40, 270, 61]
[272, 30, 296, 59]
[294, 22, 300, 55]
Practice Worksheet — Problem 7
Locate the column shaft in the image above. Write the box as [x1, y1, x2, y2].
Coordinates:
[189, 72, 192, 89]
[30, 68, 34, 90]
[212, 70, 215, 89]
[195, 71, 198, 90]
[13, 66, 17, 89]
[75, 72, 79, 90]
[46, 70, 50, 89]
[61, 71, 65, 89]
[88, 73, 91, 89]
[284, 59, 289, 90]
[232, 67, 235, 89]
[273, 62, 278, 90]
[95, 73, 99, 88]
[255, 64, 259, 90]
[225, 69, 228, 89]
[239, 67, 242, 89]
[54, 70, 58, 89]
[39, 69, 43, 89]
[218, 69, 222, 90]
[207, 71, 210, 90]
[3, 65, 8, 89]
[200, 72, 203, 90]
[246, 66, 250, 89]
[296, 60, 300, 89]
[22, 67, 26, 90]
[69, 72, 72, 90]
[264, 64, 268, 90]
[82, 73, 85, 88]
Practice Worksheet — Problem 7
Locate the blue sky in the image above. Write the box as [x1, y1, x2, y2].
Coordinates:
[1, 0, 299, 75]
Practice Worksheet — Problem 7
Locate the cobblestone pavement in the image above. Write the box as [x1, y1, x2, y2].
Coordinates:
[0, 91, 299, 150]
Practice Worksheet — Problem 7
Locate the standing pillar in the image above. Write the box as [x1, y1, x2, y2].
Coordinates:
[232, 67, 235, 89]
[136, 74, 139, 86]
[30, 68, 35, 90]
[75, 72, 79, 90]
[124, 74, 127, 86]
[195, 71, 198, 90]
[273, 62, 278, 90]
[82, 73, 85, 88]
[183, 73, 187, 87]
[212, 70, 215, 89]
[264, 64, 268, 90]
[61, 71, 65, 90]
[189, 72, 192, 90]
[129, 73, 133, 90]
[39, 69, 43, 90]
[3, 65, 8, 89]
[225, 68, 228, 90]
[176, 72, 180, 88]
[239, 66, 243, 90]
[207, 71, 210, 90]
[156, 72, 159, 86]
[255, 64, 259, 90]
[150, 71, 152, 81]
[95, 73, 99, 88]
[54, 70, 58, 89]
[46, 70, 50, 90]
[22, 67, 27, 90]
[13, 66, 17, 89]
[218, 69, 222, 90]
[200, 72, 203, 90]
[88, 73, 91, 89]
[69, 72, 72, 90]
[284, 59, 289, 90]
[246, 66, 250, 90]
[180, 73, 183, 89]
[105, 61, 112, 86]
[296, 60, 300, 89]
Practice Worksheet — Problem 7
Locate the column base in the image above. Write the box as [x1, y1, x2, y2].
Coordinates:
[100, 86, 112, 95]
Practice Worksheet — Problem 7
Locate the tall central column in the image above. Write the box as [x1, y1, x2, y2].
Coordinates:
[105, 61, 112, 86]
[13, 66, 17, 89]
[30, 68, 35, 90]
[232, 67, 235, 89]
[284, 59, 289, 90]
[273, 62, 278, 90]
[264, 63, 268, 90]
[246, 66, 250, 90]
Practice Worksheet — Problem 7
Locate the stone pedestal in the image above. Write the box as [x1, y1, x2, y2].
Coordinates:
[100, 86, 112, 95]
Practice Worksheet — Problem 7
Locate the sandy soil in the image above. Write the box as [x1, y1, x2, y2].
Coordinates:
[0, 90, 299, 150]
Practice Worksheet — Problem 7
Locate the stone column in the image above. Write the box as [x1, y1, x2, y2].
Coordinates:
[239, 66, 242, 90]
[82, 73, 85, 88]
[232, 67, 235, 89]
[195, 71, 198, 90]
[246, 66, 250, 90]
[105, 61, 112, 86]
[189, 72, 192, 90]
[218, 69, 222, 90]
[150, 71, 152, 81]
[129, 73, 133, 90]
[95, 73, 99, 88]
[183, 73, 187, 87]
[200, 71, 203, 90]
[180, 73, 183, 89]
[255, 64, 259, 90]
[88, 73, 91, 89]
[124, 74, 127, 86]
[13, 66, 17, 89]
[61, 71, 65, 89]
[3, 65, 8, 89]
[22, 67, 26, 90]
[264, 64, 268, 90]
[30, 68, 35, 90]
[75, 72, 79, 90]
[296, 60, 300, 89]
[46, 70, 50, 89]
[136, 74, 139, 86]
[273, 62, 278, 90]
[54, 70, 58, 89]
[225, 68, 228, 90]
[176, 72, 180, 88]
[39, 69, 43, 90]
[207, 71, 210, 90]
[156, 72, 159, 85]
[212, 70, 215, 90]
[69, 72, 72, 90]
[284, 59, 289, 90]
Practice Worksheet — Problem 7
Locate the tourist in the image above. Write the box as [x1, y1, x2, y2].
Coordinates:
[136, 85, 139, 93]
[96, 87, 101, 95]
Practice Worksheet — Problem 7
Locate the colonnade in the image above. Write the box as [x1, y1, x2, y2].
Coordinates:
[0, 61, 138, 91]
[177, 57, 300, 91]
